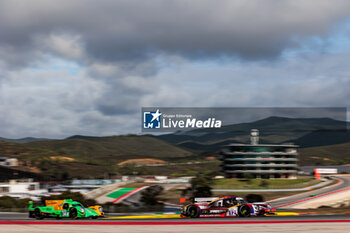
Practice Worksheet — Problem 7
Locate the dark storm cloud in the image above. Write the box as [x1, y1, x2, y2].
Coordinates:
[94, 83, 149, 116]
[1, 0, 350, 138]
[1, 0, 350, 67]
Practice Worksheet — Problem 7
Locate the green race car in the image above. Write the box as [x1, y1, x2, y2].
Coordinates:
[29, 199, 100, 219]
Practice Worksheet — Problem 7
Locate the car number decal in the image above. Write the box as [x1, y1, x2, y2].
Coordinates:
[226, 207, 238, 217]
[62, 210, 69, 216]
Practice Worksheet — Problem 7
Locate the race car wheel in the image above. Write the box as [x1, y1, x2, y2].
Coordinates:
[69, 208, 78, 219]
[238, 205, 251, 217]
[34, 208, 44, 220]
[29, 211, 35, 218]
[187, 205, 200, 218]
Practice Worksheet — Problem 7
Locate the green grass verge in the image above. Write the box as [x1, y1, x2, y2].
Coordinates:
[106, 188, 136, 199]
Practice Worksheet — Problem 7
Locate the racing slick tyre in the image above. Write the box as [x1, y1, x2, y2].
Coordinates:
[187, 205, 200, 218]
[29, 211, 35, 218]
[69, 208, 78, 219]
[34, 208, 44, 220]
[238, 205, 251, 217]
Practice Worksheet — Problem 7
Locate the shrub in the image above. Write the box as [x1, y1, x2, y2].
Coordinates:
[140, 185, 164, 206]
[0, 196, 18, 209]
[0, 196, 32, 209]
[190, 171, 215, 197]
[193, 186, 212, 197]
[245, 194, 264, 203]
[259, 180, 269, 187]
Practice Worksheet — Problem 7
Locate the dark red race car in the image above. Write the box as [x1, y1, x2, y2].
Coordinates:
[181, 195, 275, 218]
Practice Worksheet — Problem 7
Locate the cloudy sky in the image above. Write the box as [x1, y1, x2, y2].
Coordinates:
[1, 0, 350, 138]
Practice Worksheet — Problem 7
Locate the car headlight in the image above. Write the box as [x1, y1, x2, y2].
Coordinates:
[80, 208, 85, 213]
[99, 207, 103, 213]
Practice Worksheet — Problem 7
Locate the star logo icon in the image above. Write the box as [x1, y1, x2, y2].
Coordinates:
[143, 109, 162, 129]
[150, 109, 162, 122]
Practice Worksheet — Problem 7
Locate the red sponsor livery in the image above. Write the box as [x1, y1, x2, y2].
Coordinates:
[181, 195, 274, 218]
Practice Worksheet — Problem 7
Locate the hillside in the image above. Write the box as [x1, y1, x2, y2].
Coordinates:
[0, 137, 52, 143]
[0, 116, 349, 179]
[0, 165, 42, 181]
[157, 117, 350, 166]
[156, 117, 349, 152]
[293, 130, 350, 148]
[0, 135, 193, 180]
[27, 135, 191, 160]
[156, 117, 346, 144]
[299, 142, 350, 166]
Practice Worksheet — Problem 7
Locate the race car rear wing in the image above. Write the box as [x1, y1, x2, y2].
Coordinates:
[194, 197, 218, 203]
[179, 197, 220, 204]
[252, 202, 270, 205]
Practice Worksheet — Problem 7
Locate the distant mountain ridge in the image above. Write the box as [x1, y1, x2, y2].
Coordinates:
[65, 135, 101, 140]
[154, 116, 349, 149]
[187, 116, 347, 134]
[0, 135, 100, 143]
[156, 116, 350, 166]
[0, 116, 347, 145]
[0, 137, 52, 143]
[0, 116, 349, 178]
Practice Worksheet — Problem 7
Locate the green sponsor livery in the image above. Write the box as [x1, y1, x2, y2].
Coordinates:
[28, 199, 100, 219]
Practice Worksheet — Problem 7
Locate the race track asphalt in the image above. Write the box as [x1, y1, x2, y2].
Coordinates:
[1, 175, 349, 233]
[269, 175, 350, 208]
[1, 212, 350, 233]
[0, 212, 350, 222]
[0, 213, 350, 233]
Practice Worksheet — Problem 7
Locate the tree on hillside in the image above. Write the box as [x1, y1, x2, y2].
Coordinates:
[117, 163, 139, 175]
[245, 194, 264, 203]
[140, 185, 164, 206]
[190, 171, 215, 197]
[0, 196, 32, 209]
